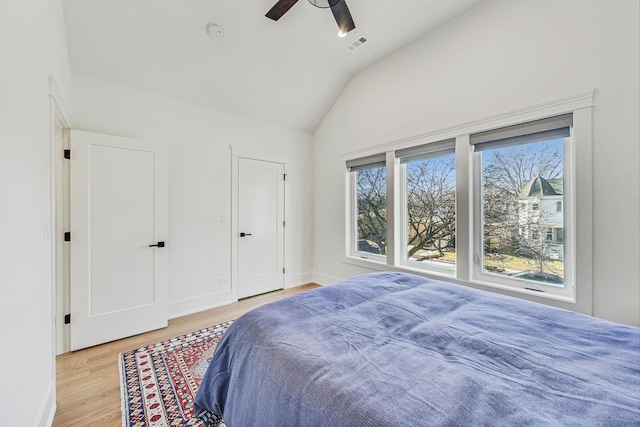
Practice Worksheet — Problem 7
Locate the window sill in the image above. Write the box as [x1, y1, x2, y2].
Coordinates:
[344, 255, 388, 269]
[469, 276, 575, 304]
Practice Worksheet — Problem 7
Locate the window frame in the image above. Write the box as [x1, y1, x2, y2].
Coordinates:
[347, 161, 388, 263]
[470, 129, 575, 300]
[397, 142, 457, 276]
[342, 92, 593, 313]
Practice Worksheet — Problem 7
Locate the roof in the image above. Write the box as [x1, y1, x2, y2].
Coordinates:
[520, 176, 563, 198]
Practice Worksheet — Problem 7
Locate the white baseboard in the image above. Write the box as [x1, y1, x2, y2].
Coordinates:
[168, 290, 236, 319]
[285, 271, 313, 288]
[169, 271, 314, 320]
[311, 271, 341, 286]
[36, 381, 56, 427]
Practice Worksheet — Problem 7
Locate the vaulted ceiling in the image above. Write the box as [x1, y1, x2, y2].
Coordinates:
[62, 0, 485, 133]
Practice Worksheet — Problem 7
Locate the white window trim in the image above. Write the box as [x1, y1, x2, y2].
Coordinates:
[398, 148, 457, 277]
[346, 162, 388, 262]
[342, 91, 593, 315]
[471, 128, 575, 301]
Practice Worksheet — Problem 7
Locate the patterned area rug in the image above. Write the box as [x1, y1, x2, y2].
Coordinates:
[119, 321, 233, 426]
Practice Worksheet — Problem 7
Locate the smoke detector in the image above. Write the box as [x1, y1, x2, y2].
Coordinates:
[206, 23, 224, 38]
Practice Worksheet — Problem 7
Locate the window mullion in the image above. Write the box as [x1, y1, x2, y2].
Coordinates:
[398, 163, 408, 265]
[385, 151, 398, 266]
[570, 107, 592, 312]
[347, 169, 357, 256]
[455, 135, 472, 281]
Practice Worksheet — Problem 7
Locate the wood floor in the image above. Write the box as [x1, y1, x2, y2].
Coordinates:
[53, 284, 319, 427]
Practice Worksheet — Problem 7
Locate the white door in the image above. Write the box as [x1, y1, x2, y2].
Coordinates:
[237, 158, 285, 298]
[69, 130, 168, 350]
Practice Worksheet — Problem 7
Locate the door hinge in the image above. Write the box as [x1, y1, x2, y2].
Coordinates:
[283, 174, 287, 181]
[64, 149, 71, 159]
[64, 231, 71, 242]
[283, 220, 285, 227]
[64, 314, 71, 324]
[283, 267, 285, 274]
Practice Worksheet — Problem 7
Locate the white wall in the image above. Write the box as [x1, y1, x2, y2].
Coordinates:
[312, 0, 640, 325]
[0, 1, 71, 425]
[71, 76, 313, 317]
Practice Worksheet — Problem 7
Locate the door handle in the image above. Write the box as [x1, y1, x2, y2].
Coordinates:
[240, 233, 252, 237]
[149, 241, 165, 247]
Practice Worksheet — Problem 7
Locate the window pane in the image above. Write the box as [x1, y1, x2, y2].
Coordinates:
[356, 166, 386, 255]
[481, 138, 565, 286]
[404, 153, 456, 274]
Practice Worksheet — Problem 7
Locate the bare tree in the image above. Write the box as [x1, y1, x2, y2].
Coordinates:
[482, 140, 564, 275]
[355, 156, 456, 259]
[483, 141, 562, 197]
[356, 167, 387, 254]
[355, 140, 564, 278]
[482, 179, 519, 255]
[405, 157, 456, 258]
[515, 212, 562, 276]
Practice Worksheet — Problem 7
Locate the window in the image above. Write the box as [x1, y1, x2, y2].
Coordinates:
[471, 114, 572, 296]
[344, 104, 587, 304]
[546, 228, 553, 241]
[397, 140, 456, 275]
[347, 154, 387, 259]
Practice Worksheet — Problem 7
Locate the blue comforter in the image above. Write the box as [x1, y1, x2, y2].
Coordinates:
[194, 272, 640, 426]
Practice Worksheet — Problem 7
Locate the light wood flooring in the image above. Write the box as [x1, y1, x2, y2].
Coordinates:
[53, 283, 319, 427]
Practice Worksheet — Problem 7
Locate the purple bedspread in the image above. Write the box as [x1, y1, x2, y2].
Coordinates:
[194, 272, 640, 426]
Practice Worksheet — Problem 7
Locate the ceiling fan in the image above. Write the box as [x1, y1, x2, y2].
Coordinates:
[266, 0, 356, 37]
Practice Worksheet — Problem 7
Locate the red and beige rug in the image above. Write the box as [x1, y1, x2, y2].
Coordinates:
[119, 320, 233, 426]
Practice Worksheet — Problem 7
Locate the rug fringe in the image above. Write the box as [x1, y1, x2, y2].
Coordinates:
[118, 352, 128, 427]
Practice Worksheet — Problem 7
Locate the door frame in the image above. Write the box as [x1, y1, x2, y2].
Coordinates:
[49, 76, 72, 357]
[230, 146, 289, 300]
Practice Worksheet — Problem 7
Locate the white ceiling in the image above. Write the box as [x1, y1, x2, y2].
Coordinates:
[62, 0, 485, 133]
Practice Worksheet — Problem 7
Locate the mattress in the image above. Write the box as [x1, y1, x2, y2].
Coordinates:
[195, 272, 640, 426]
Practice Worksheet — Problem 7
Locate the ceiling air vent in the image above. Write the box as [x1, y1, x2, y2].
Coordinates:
[347, 37, 367, 51]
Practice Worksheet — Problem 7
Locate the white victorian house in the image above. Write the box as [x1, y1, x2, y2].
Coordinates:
[518, 176, 564, 260]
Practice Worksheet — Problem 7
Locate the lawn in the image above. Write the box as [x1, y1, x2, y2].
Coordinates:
[410, 248, 564, 275]
[484, 253, 564, 275]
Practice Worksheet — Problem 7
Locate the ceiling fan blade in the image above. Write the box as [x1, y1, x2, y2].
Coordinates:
[266, 0, 300, 21]
[331, 0, 355, 34]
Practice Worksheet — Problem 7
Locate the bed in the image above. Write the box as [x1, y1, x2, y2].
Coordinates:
[194, 272, 640, 426]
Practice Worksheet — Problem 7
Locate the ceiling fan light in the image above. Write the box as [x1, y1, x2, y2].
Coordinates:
[308, 0, 341, 9]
